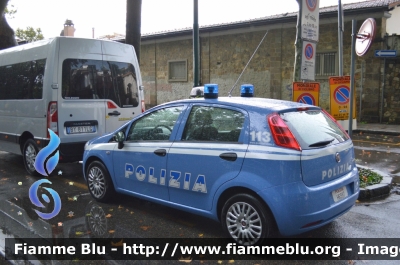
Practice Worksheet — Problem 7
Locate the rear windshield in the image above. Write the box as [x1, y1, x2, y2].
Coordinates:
[281, 110, 349, 149]
[62, 59, 139, 108]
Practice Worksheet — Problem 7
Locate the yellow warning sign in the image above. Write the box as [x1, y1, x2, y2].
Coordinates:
[329, 76, 356, 120]
[293, 82, 320, 106]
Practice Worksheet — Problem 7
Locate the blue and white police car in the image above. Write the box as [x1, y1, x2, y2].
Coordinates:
[82, 84, 359, 246]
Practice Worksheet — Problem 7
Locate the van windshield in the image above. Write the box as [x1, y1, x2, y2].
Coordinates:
[62, 59, 139, 108]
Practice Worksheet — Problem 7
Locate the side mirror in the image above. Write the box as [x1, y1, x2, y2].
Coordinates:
[114, 131, 125, 149]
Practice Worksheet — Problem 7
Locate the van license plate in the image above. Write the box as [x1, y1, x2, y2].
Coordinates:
[332, 186, 348, 203]
[67, 126, 96, 134]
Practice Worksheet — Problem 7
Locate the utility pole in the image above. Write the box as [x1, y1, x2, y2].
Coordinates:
[193, 0, 200, 87]
[338, 0, 344, 76]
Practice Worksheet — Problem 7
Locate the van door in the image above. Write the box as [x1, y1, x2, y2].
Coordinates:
[101, 41, 143, 133]
[58, 39, 108, 161]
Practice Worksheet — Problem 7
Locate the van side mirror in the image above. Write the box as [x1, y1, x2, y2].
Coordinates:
[114, 131, 125, 149]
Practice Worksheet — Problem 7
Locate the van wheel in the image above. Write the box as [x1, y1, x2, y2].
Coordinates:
[86, 161, 115, 202]
[221, 194, 271, 246]
[22, 139, 40, 176]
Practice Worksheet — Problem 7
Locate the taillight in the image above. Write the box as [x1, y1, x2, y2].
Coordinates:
[107, 101, 118, 109]
[322, 109, 350, 138]
[141, 100, 145, 113]
[267, 113, 301, 151]
[47, 101, 58, 137]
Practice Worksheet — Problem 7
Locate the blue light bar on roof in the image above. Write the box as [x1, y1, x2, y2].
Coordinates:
[241, 84, 254, 97]
[204, 84, 219, 99]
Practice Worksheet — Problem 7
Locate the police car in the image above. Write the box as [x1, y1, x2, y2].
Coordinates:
[82, 84, 359, 246]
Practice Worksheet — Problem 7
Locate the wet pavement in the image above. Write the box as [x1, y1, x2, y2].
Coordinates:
[1, 122, 400, 264]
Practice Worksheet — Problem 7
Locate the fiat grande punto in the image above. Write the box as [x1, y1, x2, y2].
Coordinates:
[82, 84, 359, 246]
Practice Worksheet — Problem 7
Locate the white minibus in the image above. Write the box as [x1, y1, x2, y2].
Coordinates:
[0, 37, 145, 175]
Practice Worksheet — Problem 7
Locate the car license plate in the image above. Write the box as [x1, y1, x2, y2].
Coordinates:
[332, 186, 348, 203]
[66, 126, 96, 134]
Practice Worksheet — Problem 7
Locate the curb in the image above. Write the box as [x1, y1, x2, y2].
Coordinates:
[357, 165, 392, 201]
[353, 129, 400, 136]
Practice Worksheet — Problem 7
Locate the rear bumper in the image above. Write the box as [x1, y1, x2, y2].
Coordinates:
[258, 167, 359, 236]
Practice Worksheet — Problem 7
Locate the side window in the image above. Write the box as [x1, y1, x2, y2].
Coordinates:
[182, 106, 245, 142]
[0, 59, 45, 100]
[127, 106, 184, 141]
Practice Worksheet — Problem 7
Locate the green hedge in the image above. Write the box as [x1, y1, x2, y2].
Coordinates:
[358, 167, 383, 188]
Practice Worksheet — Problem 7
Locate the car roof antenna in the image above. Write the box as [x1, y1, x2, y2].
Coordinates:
[228, 30, 269, 97]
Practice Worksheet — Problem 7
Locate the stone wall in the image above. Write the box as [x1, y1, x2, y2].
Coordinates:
[140, 17, 392, 123]
[382, 59, 400, 123]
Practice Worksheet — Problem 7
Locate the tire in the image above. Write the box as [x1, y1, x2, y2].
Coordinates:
[221, 193, 272, 246]
[86, 161, 115, 202]
[22, 139, 40, 176]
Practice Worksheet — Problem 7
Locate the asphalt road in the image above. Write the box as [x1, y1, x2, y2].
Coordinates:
[1, 132, 400, 265]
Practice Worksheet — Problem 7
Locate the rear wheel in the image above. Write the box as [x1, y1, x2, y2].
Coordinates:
[221, 193, 272, 246]
[86, 161, 115, 202]
[22, 139, 40, 176]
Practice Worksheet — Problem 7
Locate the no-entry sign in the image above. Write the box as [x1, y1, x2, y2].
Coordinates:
[293, 82, 320, 106]
[329, 76, 356, 120]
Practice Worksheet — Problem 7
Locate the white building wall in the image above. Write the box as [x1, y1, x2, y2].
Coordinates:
[387, 5, 400, 35]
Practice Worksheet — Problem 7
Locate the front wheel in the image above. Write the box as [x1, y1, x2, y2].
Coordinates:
[22, 139, 40, 176]
[86, 161, 115, 202]
[221, 193, 272, 246]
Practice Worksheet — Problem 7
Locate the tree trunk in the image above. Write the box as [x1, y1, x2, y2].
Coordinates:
[126, 0, 142, 63]
[0, 0, 17, 50]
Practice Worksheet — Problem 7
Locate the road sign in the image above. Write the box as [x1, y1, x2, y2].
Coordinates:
[305, 0, 318, 12]
[301, 0, 319, 41]
[304, 43, 314, 60]
[333, 86, 350, 105]
[297, 93, 315, 105]
[301, 41, 316, 81]
[355, 18, 376, 56]
[329, 76, 356, 120]
[293, 82, 320, 106]
[374, 50, 397, 57]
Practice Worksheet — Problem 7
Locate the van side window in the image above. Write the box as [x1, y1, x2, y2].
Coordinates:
[0, 59, 45, 100]
[62, 59, 139, 108]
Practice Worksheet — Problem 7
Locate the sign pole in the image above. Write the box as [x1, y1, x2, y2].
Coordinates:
[338, 0, 344, 76]
[348, 20, 357, 138]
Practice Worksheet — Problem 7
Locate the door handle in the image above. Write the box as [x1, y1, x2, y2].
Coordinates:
[154, 149, 167, 157]
[108, 111, 121, 116]
[219, 152, 237, 161]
